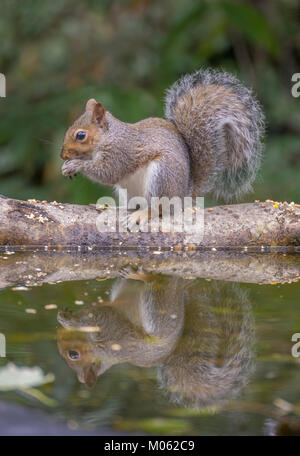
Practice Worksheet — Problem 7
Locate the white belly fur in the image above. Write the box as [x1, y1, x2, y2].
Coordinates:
[115, 163, 154, 200]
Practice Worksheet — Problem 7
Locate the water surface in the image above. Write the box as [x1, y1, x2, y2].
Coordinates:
[0, 251, 300, 436]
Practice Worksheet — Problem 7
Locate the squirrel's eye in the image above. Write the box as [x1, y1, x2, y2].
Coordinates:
[75, 131, 87, 141]
[68, 350, 80, 360]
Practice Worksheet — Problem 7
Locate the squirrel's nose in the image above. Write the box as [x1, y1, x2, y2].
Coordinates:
[61, 147, 69, 160]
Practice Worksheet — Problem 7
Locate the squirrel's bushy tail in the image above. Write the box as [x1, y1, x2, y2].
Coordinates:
[165, 68, 265, 201]
[157, 282, 254, 410]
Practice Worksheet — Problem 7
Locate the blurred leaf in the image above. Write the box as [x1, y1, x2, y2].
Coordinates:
[221, 0, 278, 56]
[0, 363, 55, 391]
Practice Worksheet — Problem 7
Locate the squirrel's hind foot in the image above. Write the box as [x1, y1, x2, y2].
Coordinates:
[119, 264, 150, 282]
[121, 208, 151, 232]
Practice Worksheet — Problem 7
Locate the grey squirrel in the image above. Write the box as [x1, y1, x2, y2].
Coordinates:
[57, 271, 254, 409]
[61, 69, 264, 225]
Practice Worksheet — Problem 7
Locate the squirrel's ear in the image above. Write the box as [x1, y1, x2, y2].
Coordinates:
[85, 98, 97, 111]
[92, 102, 107, 130]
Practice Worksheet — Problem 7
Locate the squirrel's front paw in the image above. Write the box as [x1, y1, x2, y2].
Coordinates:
[61, 160, 82, 178]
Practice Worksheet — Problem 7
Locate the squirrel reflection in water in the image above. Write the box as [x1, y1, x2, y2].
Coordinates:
[57, 267, 254, 409]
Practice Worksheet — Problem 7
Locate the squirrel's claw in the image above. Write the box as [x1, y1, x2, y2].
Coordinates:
[124, 209, 150, 232]
[61, 160, 81, 179]
[120, 209, 162, 233]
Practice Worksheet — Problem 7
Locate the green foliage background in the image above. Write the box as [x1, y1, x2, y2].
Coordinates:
[0, 0, 299, 205]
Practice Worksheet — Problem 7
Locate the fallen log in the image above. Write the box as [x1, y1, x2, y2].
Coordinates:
[0, 195, 299, 250]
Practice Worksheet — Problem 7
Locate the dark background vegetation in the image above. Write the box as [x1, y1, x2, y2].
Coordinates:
[0, 0, 299, 206]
